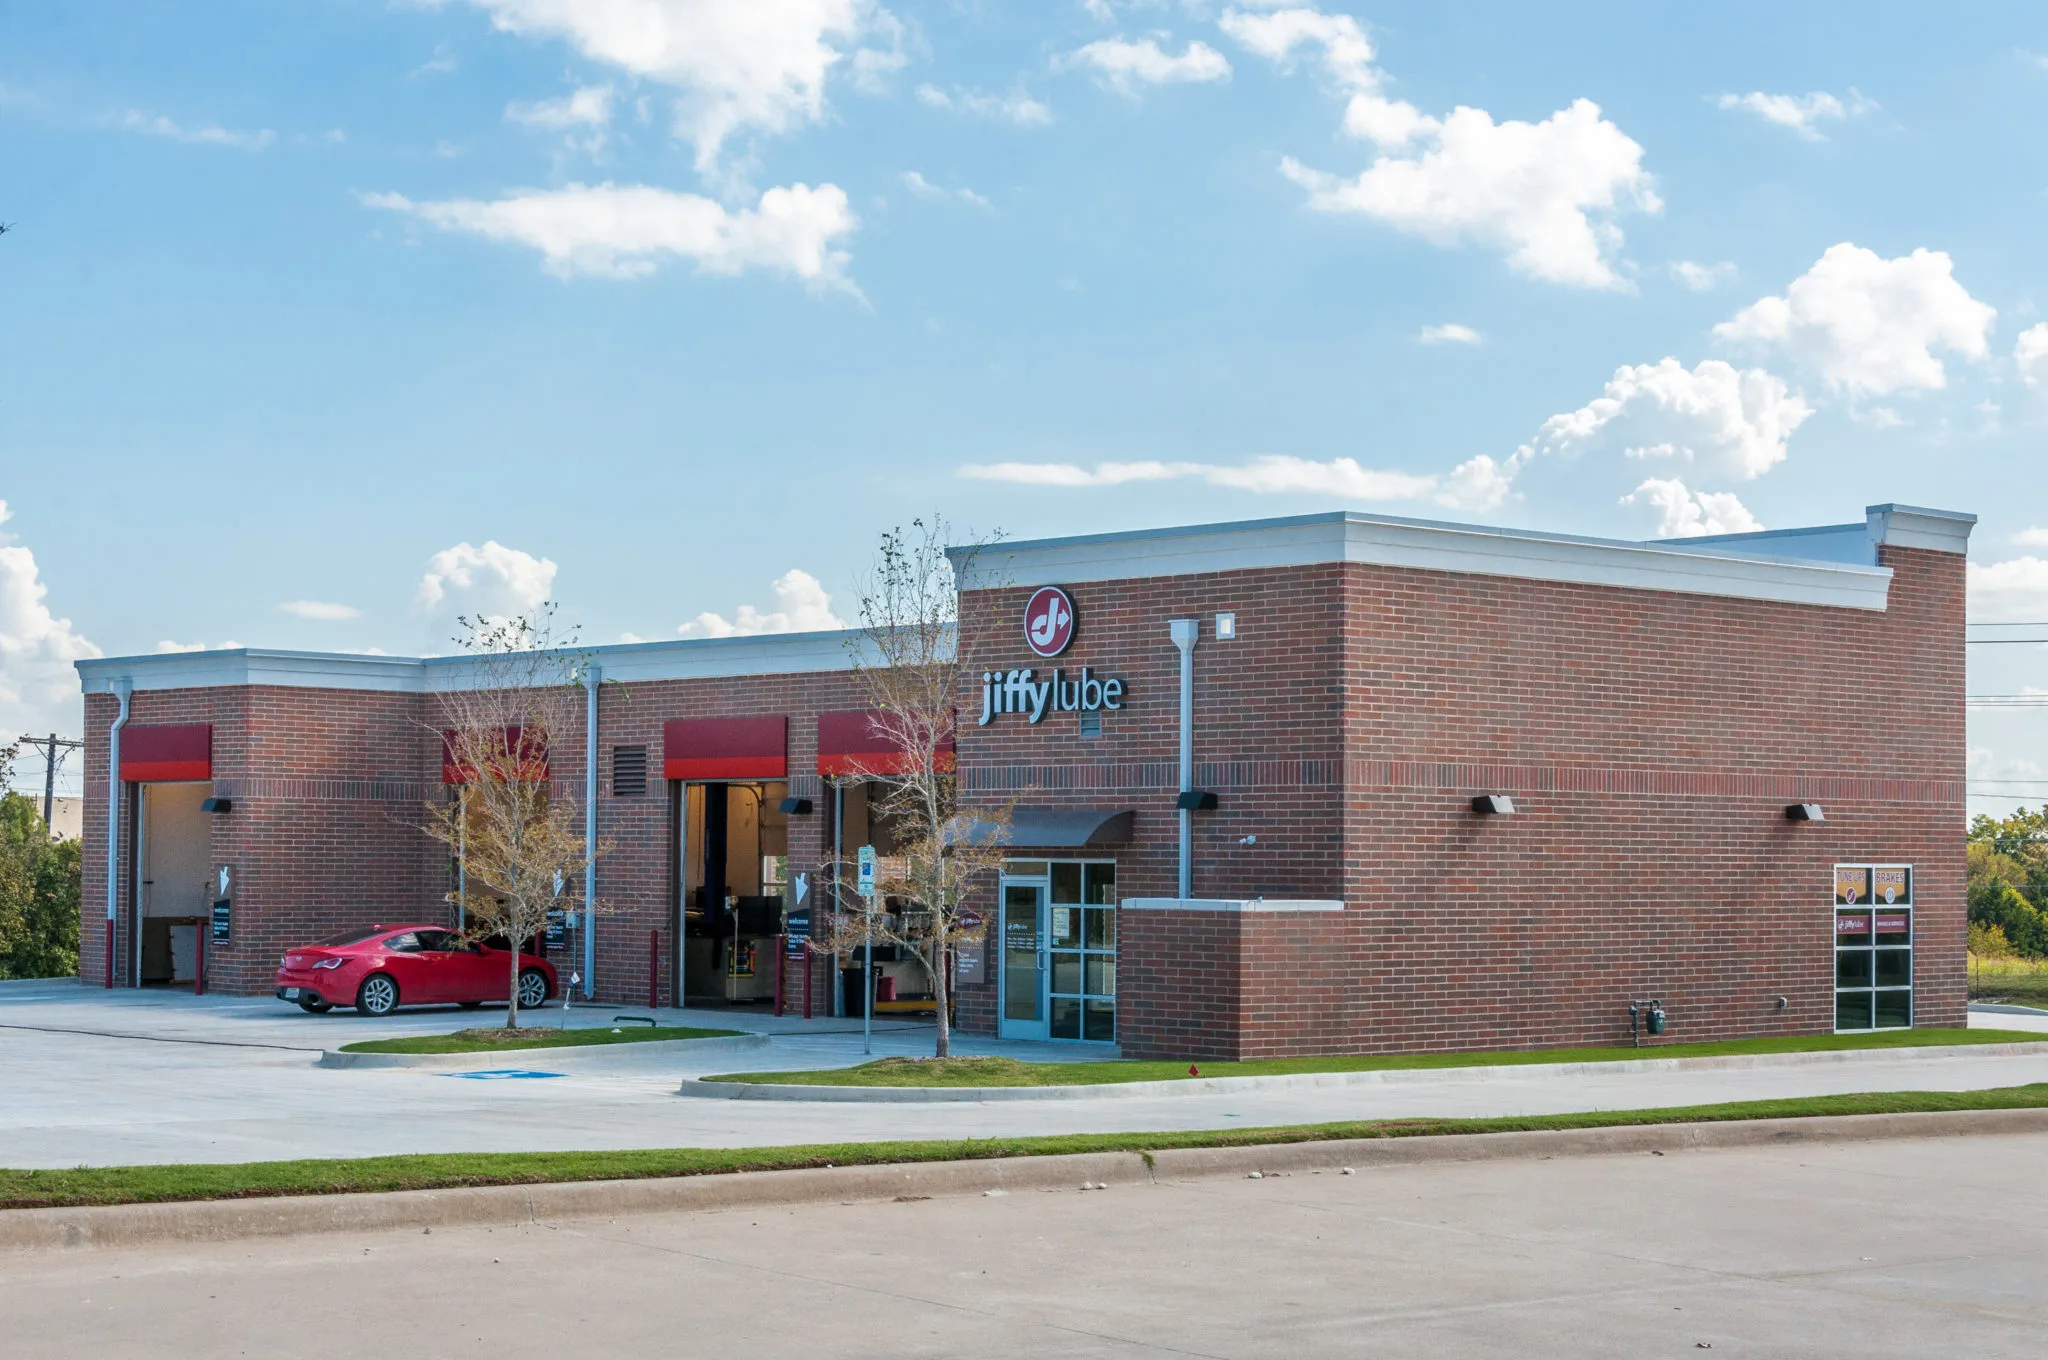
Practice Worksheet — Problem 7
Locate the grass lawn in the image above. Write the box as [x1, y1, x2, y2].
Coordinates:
[5, 1083, 2046, 1212]
[700, 1027, 2042, 1087]
[1970, 955, 2048, 1008]
[339, 1025, 743, 1055]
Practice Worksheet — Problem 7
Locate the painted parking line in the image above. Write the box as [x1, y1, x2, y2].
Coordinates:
[437, 1070, 567, 1081]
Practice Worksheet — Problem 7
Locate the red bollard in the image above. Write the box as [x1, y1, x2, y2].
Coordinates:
[194, 928, 206, 997]
[802, 952, 813, 1021]
[104, 927, 115, 988]
[648, 929, 660, 1009]
[773, 934, 786, 1017]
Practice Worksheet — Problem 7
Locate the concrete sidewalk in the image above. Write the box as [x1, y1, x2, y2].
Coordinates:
[6, 980, 2048, 1169]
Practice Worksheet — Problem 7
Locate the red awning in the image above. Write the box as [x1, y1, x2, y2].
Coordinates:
[816, 710, 953, 777]
[442, 727, 548, 784]
[663, 716, 788, 781]
[120, 724, 212, 782]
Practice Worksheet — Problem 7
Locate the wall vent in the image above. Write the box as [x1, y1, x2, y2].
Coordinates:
[611, 745, 648, 798]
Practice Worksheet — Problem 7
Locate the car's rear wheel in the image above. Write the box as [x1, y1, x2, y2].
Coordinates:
[517, 968, 549, 1010]
[297, 998, 332, 1014]
[356, 973, 400, 1016]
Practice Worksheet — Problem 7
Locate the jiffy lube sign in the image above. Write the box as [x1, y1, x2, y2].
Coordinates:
[978, 586, 1126, 726]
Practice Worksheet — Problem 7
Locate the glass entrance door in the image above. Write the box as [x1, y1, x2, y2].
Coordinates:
[998, 876, 1048, 1040]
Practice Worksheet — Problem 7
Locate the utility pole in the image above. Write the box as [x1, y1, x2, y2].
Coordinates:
[35, 733, 83, 835]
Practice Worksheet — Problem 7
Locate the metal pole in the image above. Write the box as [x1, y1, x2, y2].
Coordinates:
[42, 734, 57, 833]
[832, 781, 844, 1018]
[583, 662, 599, 999]
[863, 900, 873, 1056]
[1170, 619, 1199, 899]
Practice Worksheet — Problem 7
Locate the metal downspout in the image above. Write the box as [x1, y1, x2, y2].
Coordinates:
[1170, 619, 1199, 899]
[104, 679, 132, 987]
[583, 662, 599, 999]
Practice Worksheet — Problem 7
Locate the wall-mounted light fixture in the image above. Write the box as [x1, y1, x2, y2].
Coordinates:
[1214, 612, 1237, 640]
[201, 797, 233, 814]
[1470, 795, 1515, 815]
[1176, 790, 1219, 811]
[1784, 803, 1825, 822]
[779, 796, 814, 815]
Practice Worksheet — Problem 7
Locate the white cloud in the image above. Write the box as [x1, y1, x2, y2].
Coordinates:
[1969, 557, 2048, 622]
[1715, 89, 1874, 141]
[1063, 37, 1231, 94]
[417, 541, 558, 628]
[153, 640, 244, 654]
[0, 502, 101, 741]
[959, 455, 1445, 505]
[1714, 243, 1996, 397]
[901, 171, 991, 209]
[363, 181, 858, 287]
[1219, 4, 1431, 146]
[1670, 260, 1736, 292]
[2013, 527, 2048, 549]
[411, 45, 459, 79]
[506, 85, 615, 153]
[447, 0, 884, 172]
[278, 600, 362, 622]
[1417, 323, 1482, 346]
[116, 110, 275, 150]
[915, 84, 1052, 126]
[2015, 323, 2048, 388]
[1277, 100, 1657, 290]
[1621, 478, 1763, 538]
[678, 568, 847, 637]
[1530, 357, 1811, 482]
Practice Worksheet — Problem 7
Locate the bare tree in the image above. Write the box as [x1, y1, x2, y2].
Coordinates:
[419, 609, 607, 1028]
[823, 519, 1008, 1058]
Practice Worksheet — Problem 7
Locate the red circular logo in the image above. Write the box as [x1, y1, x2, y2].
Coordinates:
[1024, 586, 1075, 658]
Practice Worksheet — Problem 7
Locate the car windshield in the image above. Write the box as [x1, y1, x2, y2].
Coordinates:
[311, 927, 385, 947]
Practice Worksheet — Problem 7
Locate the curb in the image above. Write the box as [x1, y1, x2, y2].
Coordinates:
[319, 1034, 768, 1070]
[678, 1040, 2048, 1102]
[7, 1107, 2047, 1256]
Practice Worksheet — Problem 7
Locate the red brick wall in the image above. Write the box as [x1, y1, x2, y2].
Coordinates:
[956, 541, 1965, 1058]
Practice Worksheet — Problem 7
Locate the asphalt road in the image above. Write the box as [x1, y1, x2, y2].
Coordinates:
[5, 979, 2048, 1169]
[6, 1131, 2044, 1357]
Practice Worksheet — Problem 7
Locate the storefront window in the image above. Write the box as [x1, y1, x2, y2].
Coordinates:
[1835, 864, 1911, 1032]
[1000, 858, 1117, 1042]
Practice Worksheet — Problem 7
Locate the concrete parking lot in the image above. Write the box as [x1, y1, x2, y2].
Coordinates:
[5, 1131, 2044, 1357]
[6, 978, 2048, 1169]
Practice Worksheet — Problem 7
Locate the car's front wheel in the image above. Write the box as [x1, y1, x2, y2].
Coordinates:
[517, 968, 550, 1011]
[297, 998, 333, 1014]
[355, 973, 400, 1016]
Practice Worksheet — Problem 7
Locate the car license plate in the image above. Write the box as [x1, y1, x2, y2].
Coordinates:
[282, 987, 301, 999]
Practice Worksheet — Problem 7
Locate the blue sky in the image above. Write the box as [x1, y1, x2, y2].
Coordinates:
[5, 1, 2048, 809]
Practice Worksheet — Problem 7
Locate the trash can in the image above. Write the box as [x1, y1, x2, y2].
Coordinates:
[840, 965, 868, 1018]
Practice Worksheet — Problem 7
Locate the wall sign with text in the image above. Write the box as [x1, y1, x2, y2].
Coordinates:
[979, 586, 1127, 726]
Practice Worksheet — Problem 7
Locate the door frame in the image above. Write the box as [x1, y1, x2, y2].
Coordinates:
[996, 871, 1050, 1041]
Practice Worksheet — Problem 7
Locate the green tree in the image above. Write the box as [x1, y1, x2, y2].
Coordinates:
[0, 790, 81, 979]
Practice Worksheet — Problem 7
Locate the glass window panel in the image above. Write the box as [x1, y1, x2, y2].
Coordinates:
[1836, 951, 1872, 988]
[1084, 999, 1116, 1042]
[1874, 949, 1912, 988]
[1084, 862, 1117, 906]
[1051, 904, 1081, 948]
[1003, 861, 1047, 879]
[1836, 990, 1873, 1031]
[1085, 907, 1115, 949]
[1874, 910, 1911, 940]
[1875, 989, 1913, 1029]
[1051, 862, 1083, 904]
[1050, 997, 1081, 1040]
[1835, 911, 1872, 947]
[1085, 956, 1115, 997]
[1873, 866, 1911, 907]
[1051, 953, 1082, 995]
[1835, 866, 1872, 906]
[1002, 885, 1041, 1023]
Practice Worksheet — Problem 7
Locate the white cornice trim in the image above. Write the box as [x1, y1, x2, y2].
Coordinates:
[77, 630, 870, 695]
[954, 511, 1896, 611]
[1866, 503, 1977, 555]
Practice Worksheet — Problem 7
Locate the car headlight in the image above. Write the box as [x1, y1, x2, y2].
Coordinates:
[313, 958, 346, 970]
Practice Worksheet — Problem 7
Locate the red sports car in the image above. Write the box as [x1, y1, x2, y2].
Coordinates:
[274, 925, 557, 1016]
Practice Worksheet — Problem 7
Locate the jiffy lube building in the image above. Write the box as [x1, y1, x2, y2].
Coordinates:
[76, 504, 1970, 1059]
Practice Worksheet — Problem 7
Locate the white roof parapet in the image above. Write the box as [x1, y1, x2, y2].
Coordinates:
[77, 628, 873, 696]
[1866, 503, 1977, 555]
[951, 510, 1897, 612]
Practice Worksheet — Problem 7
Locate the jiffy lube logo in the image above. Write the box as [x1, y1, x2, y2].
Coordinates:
[978, 585, 1125, 726]
[1024, 586, 1075, 657]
